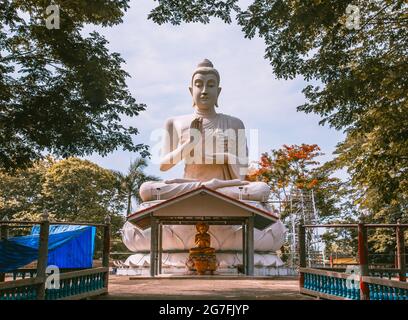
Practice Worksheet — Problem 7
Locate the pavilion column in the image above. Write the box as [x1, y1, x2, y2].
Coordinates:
[150, 216, 158, 277]
[242, 221, 247, 275]
[246, 215, 254, 276]
[158, 222, 163, 275]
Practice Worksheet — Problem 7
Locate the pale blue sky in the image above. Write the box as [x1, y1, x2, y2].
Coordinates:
[83, 0, 345, 179]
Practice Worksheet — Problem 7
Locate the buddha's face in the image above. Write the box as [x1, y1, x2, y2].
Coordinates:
[189, 73, 221, 110]
[196, 223, 209, 234]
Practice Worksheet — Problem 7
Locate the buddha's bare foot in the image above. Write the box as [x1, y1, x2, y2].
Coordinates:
[203, 178, 249, 190]
[164, 178, 200, 184]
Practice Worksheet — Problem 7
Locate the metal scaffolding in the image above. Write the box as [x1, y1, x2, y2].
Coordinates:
[284, 188, 325, 268]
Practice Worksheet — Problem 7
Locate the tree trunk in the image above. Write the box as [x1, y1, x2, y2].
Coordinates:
[127, 193, 132, 216]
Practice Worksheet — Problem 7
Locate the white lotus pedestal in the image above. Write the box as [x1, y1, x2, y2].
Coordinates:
[126, 186, 282, 277]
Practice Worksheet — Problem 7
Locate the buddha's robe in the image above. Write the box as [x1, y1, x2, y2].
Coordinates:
[139, 113, 270, 202]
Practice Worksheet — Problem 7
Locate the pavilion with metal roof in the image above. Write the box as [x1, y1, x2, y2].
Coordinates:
[127, 185, 279, 276]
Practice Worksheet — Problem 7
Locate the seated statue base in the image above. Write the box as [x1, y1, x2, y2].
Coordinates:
[187, 252, 217, 275]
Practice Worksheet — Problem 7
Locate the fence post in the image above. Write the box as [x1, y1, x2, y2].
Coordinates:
[102, 215, 111, 290]
[396, 219, 406, 282]
[358, 223, 369, 300]
[36, 211, 50, 300]
[298, 222, 306, 288]
[0, 216, 9, 282]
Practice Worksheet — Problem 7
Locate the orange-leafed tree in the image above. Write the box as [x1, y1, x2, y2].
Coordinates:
[247, 144, 322, 202]
[247, 144, 355, 262]
[246, 144, 345, 220]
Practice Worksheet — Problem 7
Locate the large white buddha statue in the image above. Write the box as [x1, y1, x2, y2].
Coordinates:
[139, 59, 270, 202]
[121, 60, 286, 273]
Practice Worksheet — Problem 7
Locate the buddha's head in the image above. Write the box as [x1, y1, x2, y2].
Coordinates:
[189, 59, 222, 110]
[196, 222, 209, 234]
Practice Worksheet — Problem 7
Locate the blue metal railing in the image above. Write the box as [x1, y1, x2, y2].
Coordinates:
[301, 268, 408, 300]
[0, 268, 107, 300]
[303, 272, 360, 299]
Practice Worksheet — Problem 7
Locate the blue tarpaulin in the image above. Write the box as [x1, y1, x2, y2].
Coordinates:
[0, 225, 96, 272]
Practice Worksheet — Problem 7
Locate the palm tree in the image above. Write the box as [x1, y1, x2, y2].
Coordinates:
[114, 158, 159, 216]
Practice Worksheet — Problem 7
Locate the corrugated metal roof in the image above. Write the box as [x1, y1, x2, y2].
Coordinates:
[127, 186, 279, 230]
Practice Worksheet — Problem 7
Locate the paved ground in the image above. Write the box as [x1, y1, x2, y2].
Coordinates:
[94, 276, 314, 300]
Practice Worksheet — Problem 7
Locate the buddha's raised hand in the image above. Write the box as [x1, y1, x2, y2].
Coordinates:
[189, 117, 203, 142]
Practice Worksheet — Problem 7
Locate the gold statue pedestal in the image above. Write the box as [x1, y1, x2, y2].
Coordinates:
[187, 223, 218, 275]
[188, 250, 217, 275]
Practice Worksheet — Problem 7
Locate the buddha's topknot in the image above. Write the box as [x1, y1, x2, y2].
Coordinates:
[191, 59, 220, 85]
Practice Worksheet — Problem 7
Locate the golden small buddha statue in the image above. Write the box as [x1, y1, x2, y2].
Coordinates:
[187, 222, 217, 275]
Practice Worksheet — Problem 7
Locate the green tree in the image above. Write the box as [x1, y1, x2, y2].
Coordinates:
[42, 157, 127, 256]
[147, 0, 407, 255]
[0, 157, 127, 254]
[113, 157, 159, 216]
[0, 0, 148, 171]
[0, 157, 54, 220]
[42, 158, 123, 222]
[148, 1, 407, 209]
[331, 128, 407, 222]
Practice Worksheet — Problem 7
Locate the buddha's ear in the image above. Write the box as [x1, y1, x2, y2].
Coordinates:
[215, 87, 222, 108]
[189, 87, 196, 107]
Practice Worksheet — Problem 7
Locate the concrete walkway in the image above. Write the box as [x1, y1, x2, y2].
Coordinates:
[94, 276, 314, 300]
